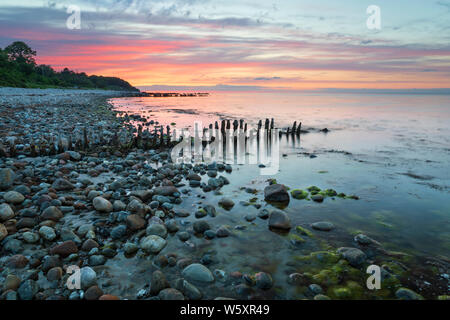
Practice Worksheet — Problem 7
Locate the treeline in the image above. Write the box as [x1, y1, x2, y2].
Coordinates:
[0, 41, 139, 91]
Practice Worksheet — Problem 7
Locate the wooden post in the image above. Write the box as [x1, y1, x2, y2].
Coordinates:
[296, 122, 302, 135]
[292, 121, 297, 135]
[68, 135, 73, 151]
[83, 127, 89, 150]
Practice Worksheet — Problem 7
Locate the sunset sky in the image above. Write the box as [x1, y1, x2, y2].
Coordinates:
[0, 0, 449, 90]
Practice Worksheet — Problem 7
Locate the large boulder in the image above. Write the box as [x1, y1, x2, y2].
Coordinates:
[264, 184, 290, 203]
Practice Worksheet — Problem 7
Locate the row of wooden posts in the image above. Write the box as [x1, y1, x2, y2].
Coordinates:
[2, 118, 302, 158]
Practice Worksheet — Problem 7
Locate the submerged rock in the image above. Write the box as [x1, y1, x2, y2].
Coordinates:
[311, 221, 334, 231]
[395, 288, 424, 300]
[337, 247, 366, 267]
[182, 263, 215, 283]
[268, 210, 291, 230]
[218, 198, 234, 210]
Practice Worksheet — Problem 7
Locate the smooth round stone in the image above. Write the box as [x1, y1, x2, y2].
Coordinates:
[123, 242, 138, 254]
[92, 196, 113, 213]
[23, 231, 40, 243]
[195, 209, 207, 218]
[80, 266, 97, 289]
[3, 191, 25, 204]
[218, 198, 234, 210]
[311, 194, 324, 203]
[0, 203, 15, 221]
[182, 263, 215, 283]
[165, 219, 179, 233]
[311, 221, 334, 231]
[110, 224, 127, 239]
[245, 213, 257, 222]
[193, 221, 211, 234]
[140, 235, 167, 254]
[146, 223, 168, 238]
[268, 210, 291, 230]
[89, 255, 106, 266]
[41, 206, 63, 221]
[204, 230, 216, 239]
[177, 231, 191, 242]
[39, 226, 56, 241]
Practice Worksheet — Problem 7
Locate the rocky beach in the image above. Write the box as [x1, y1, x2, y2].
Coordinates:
[0, 88, 449, 301]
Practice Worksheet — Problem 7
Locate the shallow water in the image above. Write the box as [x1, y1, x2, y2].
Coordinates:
[109, 92, 450, 298]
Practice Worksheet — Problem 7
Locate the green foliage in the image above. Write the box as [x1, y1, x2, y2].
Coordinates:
[0, 42, 139, 91]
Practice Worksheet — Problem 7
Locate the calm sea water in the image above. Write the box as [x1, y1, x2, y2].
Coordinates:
[108, 92, 450, 298]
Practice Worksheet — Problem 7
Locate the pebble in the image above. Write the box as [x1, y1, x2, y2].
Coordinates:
[39, 225, 57, 241]
[158, 288, 185, 300]
[3, 191, 25, 204]
[50, 240, 79, 257]
[140, 235, 167, 254]
[0, 168, 16, 190]
[0, 223, 8, 240]
[146, 223, 168, 238]
[193, 221, 211, 234]
[150, 270, 170, 295]
[41, 206, 63, 221]
[80, 266, 97, 289]
[92, 196, 113, 213]
[85, 285, 104, 300]
[174, 278, 202, 300]
[0, 203, 15, 221]
[17, 280, 39, 300]
[177, 231, 191, 242]
[311, 221, 334, 231]
[123, 242, 138, 254]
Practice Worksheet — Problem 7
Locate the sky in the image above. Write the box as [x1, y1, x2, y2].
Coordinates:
[0, 0, 449, 91]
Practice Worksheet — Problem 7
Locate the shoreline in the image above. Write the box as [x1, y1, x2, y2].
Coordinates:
[0, 88, 448, 301]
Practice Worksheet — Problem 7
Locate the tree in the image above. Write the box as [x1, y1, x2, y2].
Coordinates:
[4, 41, 37, 65]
